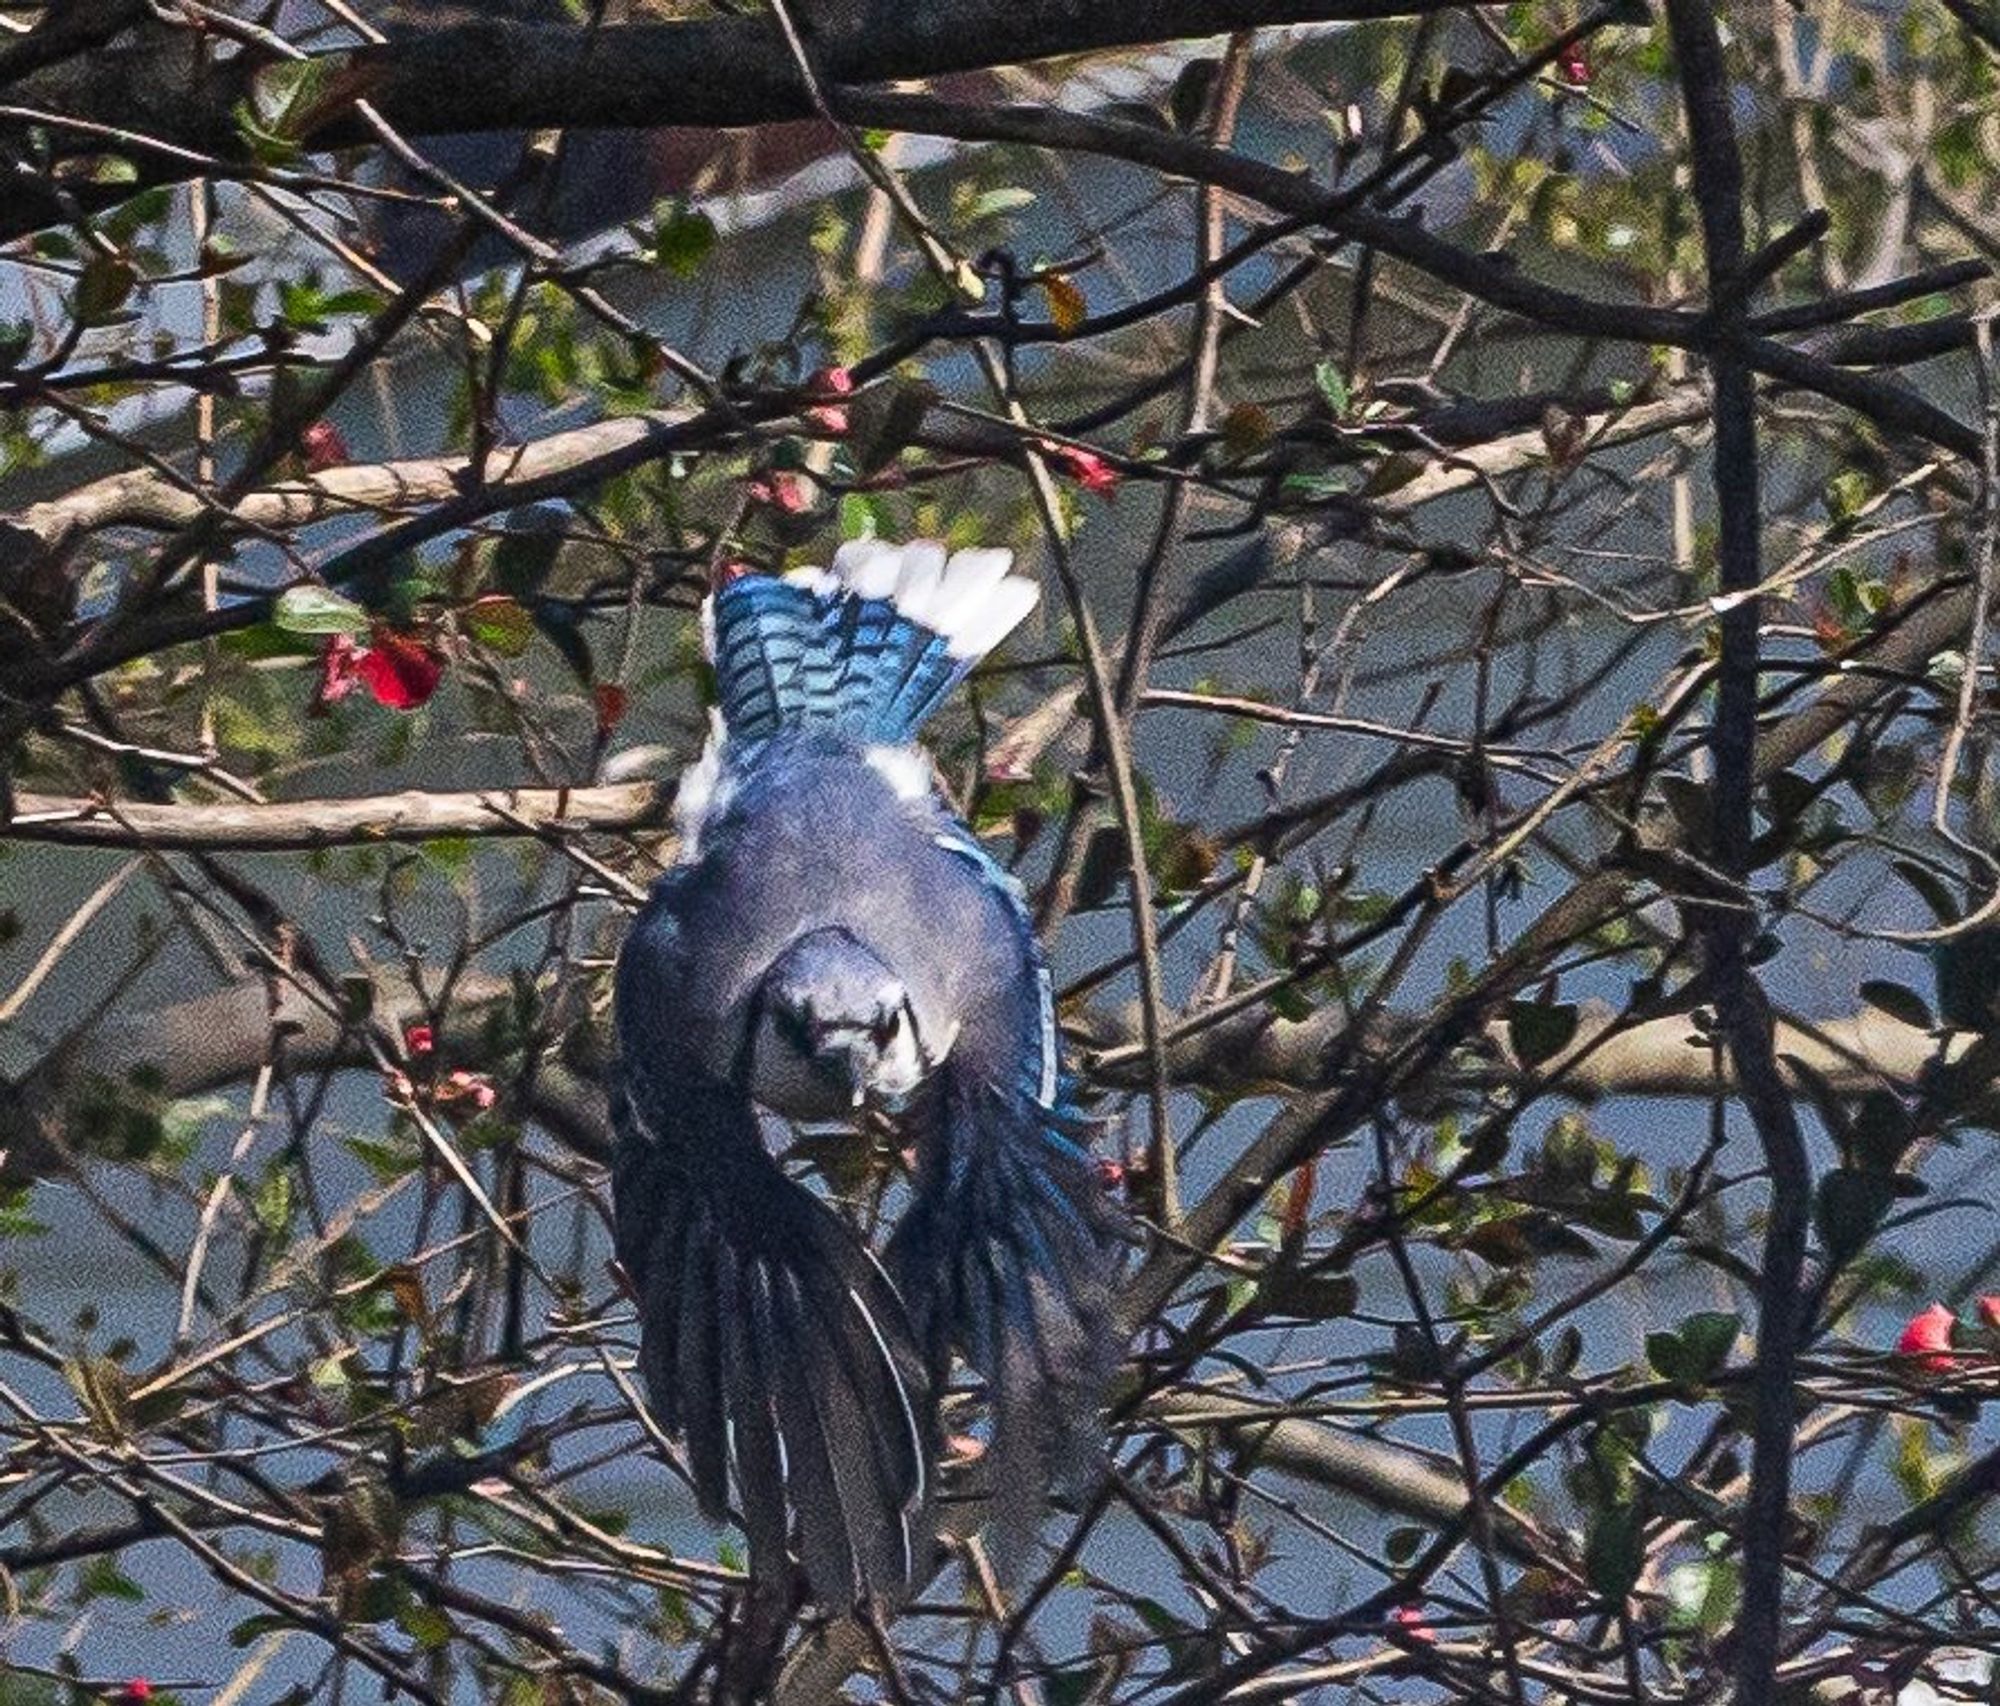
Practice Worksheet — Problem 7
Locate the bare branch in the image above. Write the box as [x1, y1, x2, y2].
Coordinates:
[5, 782, 670, 851]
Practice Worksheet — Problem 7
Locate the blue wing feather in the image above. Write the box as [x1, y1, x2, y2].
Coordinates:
[710, 573, 979, 745]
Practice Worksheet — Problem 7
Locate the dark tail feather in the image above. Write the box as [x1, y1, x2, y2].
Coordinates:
[888, 1077, 1128, 1561]
[613, 1080, 934, 1608]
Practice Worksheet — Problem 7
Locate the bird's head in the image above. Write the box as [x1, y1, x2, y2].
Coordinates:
[747, 928, 947, 1119]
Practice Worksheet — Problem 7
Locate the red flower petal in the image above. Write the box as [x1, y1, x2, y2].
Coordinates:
[315, 633, 362, 711]
[120, 1684, 152, 1705]
[1044, 442, 1121, 499]
[805, 365, 853, 434]
[404, 1023, 435, 1057]
[1896, 1302, 1959, 1373]
[1978, 1296, 2000, 1330]
[1389, 1604, 1437, 1644]
[747, 471, 811, 513]
[301, 419, 351, 472]
[356, 628, 443, 711]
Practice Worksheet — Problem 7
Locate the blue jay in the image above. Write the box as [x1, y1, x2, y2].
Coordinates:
[611, 540, 1126, 1609]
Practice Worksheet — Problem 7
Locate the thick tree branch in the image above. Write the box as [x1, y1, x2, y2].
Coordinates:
[0, 1, 1493, 242]
[0, 974, 612, 1182]
[1662, 5, 1810, 1701]
[3, 407, 695, 573]
[4, 782, 670, 851]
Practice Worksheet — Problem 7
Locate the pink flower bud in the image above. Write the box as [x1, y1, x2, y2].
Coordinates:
[1897, 1302, 1959, 1373]
[1389, 1604, 1436, 1644]
[1043, 442, 1121, 499]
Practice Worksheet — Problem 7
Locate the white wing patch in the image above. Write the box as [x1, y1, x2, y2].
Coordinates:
[1035, 964, 1058, 1108]
[865, 744, 934, 801]
[673, 710, 732, 862]
[829, 538, 1039, 661]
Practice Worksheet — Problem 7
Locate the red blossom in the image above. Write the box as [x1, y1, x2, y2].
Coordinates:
[1389, 1604, 1437, 1645]
[1094, 1158, 1126, 1192]
[593, 682, 629, 737]
[1044, 442, 1121, 500]
[1979, 1296, 2000, 1330]
[1559, 47, 1591, 88]
[318, 629, 445, 713]
[805, 364, 853, 434]
[747, 471, 811, 513]
[119, 1684, 152, 1705]
[1897, 1302, 1959, 1373]
[404, 1023, 435, 1057]
[315, 633, 364, 712]
[442, 1069, 497, 1113]
[300, 419, 352, 472]
[354, 627, 444, 711]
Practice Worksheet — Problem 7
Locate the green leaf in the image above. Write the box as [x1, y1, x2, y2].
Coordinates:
[219, 624, 320, 661]
[1258, 1267, 1358, 1321]
[652, 198, 717, 277]
[78, 1555, 146, 1602]
[848, 377, 936, 474]
[231, 1611, 294, 1647]
[1851, 1089, 1913, 1175]
[839, 491, 885, 541]
[1169, 56, 1221, 131]
[1507, 1000, 1580, 1068]
[75, 254, 137, 325]
[1584, 1499, 1646, 1602]
[1823, 467, 1873, 524]
[491, 507, 568, 598]
[461, 594, 535, 656]
[1859, 979, 1933, 1032]
[253, 1169, 293, 1237]
[1313, 359, 1351, 417]
[274, 584, 371, 635]
[1813, 1167, 1895, 1266]
[1934, 927, 2000, 1031]
[1891, 859, 1961, 925]
[398, 1602, 453, 1651]
[965, 186, 1036, 221]
[1646, 1311, 1738, 1390]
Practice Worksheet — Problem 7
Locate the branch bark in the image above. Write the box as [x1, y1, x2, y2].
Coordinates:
[0, 974, 613, 1183]
[5, 782, 669, 851]
[1661, 5, 1809, 1700]
[1, 1, 1494, 242]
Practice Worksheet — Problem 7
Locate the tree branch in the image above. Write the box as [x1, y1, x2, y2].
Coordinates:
[1661, 4, 1810, 1699]
[4, 782, 670, 851]
[2, 1, 1497, 242]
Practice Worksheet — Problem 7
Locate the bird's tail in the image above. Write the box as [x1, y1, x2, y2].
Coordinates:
[888, 1077, 1129, 1561]
[704, 539, 1038, 745]
[612, 1077, 935, 1609]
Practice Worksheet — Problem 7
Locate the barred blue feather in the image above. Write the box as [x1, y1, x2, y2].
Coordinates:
[710, 573, 972, 746]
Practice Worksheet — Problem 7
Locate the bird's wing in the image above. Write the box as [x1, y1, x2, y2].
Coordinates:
[613, 886, 934, 1608]
[885, 823, 1128, 1547]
